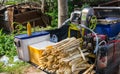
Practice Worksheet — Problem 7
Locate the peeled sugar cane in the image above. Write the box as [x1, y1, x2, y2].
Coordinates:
[38, 37, 94, 74]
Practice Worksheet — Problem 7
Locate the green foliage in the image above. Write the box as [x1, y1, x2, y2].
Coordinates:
[0, 22, 28, 57]
[47, 11, 58, 27]
[46, 0, 58, 27]
[68, 0, 74, 16]
[0, 62, 4, 72]
[0, 29, 16, 57]
[0, 61, 29, 73]
[12, 22, 26, 34]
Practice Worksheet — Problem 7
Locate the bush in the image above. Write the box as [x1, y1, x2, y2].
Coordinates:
[0, 29, 16, 57]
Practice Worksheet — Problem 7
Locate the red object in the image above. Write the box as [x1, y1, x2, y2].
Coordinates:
[89, 33, 107, 40]
[97, 35, 106, 40]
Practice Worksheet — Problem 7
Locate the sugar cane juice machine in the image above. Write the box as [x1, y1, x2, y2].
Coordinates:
[66, 7, 120, 74]
[14, 7, 120, 74]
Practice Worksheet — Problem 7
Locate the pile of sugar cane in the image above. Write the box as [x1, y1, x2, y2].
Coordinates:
[38, 37, 95, 74]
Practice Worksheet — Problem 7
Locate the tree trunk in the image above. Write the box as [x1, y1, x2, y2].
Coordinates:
[41, 0, 46, 13]
[58, 0, 68, 28]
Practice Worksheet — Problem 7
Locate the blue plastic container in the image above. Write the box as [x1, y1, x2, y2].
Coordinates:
[94, 23, 120, 37]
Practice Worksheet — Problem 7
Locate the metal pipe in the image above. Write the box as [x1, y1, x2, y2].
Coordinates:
[93, 7, 120, 9]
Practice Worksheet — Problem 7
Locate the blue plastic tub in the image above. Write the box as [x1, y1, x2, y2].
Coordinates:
[94, 17, 120, 37]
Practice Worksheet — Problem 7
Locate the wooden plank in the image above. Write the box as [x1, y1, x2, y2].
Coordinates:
[21, 17, 41, 24]
[13, 10, 51, 27]
[14, 10, 42, 23]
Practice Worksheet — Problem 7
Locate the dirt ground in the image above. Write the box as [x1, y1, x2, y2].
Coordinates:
[0, 65, 119, 74]
[23, 66, 47, 74]
[0, 66, 47, 74]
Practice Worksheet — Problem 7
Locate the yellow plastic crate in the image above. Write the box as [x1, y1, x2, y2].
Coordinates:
[29, 41, 55, 65]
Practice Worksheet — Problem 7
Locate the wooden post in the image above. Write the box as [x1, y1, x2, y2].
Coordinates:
[8, 7, 14, 32]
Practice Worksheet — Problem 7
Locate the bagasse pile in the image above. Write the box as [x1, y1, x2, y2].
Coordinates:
[38, 37, 95, 74]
